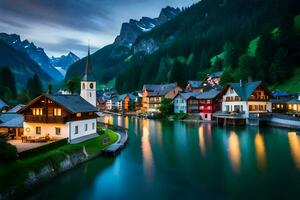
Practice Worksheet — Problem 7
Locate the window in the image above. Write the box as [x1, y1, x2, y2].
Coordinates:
[55, 127, 61, 135]
[92, 123, 95, 130]
[82, 83, 85, 89]
[32, 108, 43, 115]
[36, 127, 41, 135]
[74, 126, 78, 134]
[54, 108, 62, 116]
[76, 113, 82, 117]
[85, 124, 88, 131]
[90, 92, 92, 97]
[205, 114, 208, 119]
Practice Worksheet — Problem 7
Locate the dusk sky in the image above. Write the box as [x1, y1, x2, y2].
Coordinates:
[0, 0, 198, 58]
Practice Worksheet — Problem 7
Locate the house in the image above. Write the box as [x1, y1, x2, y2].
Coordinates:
[204, 71, 223, 86]
[271, 90, 291, 113]
[216, 81, 272, 122]
[17, 47, 99, 144]
[197, 89, 222, 120]
[96, 96, 107, 111]
[0, 98, 9, 113]
[185, 81, 204, 93]
[106, 96, 119, 111]
[0, 113, 24, 140]
[7, 104, 25, 113]
[287, 93, 300, 113]
[173, 93, 199, 113]
[118, 93, 136, 111]
[142, 83, 182, 112]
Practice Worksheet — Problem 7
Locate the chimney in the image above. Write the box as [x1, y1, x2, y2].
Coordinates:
[240, 80, 243, 87]
[47, 84, 52, 95]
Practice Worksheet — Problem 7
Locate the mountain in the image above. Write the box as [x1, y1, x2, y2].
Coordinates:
[0, 39, 52, 88]
[65, 6, 181, 83]
[114, 0, 300, 93]
[50, 52, 79, 76]
[114, 6, 181, 48]
[0, 33, 64, 81]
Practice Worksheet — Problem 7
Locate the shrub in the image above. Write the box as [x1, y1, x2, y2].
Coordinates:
[0, 138, 17, 162]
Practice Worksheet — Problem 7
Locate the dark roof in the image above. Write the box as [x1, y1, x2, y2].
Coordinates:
[287, 99, 300, 104]
[229, 81, 263, 101]
[187, 81, 203, 88]
[197, 89, 221, 99]
[0, 113, 23, 128]
[209, 71, 223, 78]
[175, 92, 199, 100]
[47, 95, 98, 113]
[272, 90, 289, 97]
[82, 47, 96, 81]
[0, 98, 8, 109]
[144, 83, 178, 97]
[118, 93, 136, 101]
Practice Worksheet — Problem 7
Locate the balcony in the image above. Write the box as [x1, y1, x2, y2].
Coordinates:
[24, 115, 67, 123]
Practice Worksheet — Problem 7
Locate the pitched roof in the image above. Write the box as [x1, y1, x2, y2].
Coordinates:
[7, 104, 25, 113]
[272, 90, 289, 98]
[209, 71, 223, 78]
[0, 98, 8, 109]
[229, 81, 263, 101]
[287, 99, 300, 104]
[144, 83, 178, 97]
[47, 95, 98, 113]
[82, 47, 96, 81]
[175, 92, 199, 100]
[118, 93, 136, 101]
[18, 94, 98, 114]
[0, 113, 23, 128]
[196, 89, 221, 99]
[187, 81, 203, 88]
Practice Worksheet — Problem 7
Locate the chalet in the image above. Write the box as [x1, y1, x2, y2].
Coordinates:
[96, 96, 106, 111]
[198, 89, 222, 120]
[173, 93, 199, 113]
[17, 47, 99, 144]
[215, 81, 272, 124]
[185, 81, 204, 93]
[287, 93, 300, 113]
[271, 90, 290, 113]
[0, 113, 24, 140]
[0, 98, 9, 113]
[118, 93, 136, 111]
[142, 83, 182, 113]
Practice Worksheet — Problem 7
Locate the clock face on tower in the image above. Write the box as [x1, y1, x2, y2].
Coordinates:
[90, 83, 94, 89]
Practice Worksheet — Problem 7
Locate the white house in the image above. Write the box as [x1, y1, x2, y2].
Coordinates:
[18, 47, 99, 144]
[221, 81, 272, 118]
[173, 93, 199, 114]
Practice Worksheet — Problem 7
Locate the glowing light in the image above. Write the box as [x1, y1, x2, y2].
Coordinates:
[228, 131, 241, 173]
[142, 119, 154, 182]
[124, 116, 129, 129]
[199, 125, 206, 157]
[288, 132, 300, 169]
[255, 133, 267, 170]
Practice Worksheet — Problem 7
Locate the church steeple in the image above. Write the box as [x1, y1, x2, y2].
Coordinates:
[80, 45, 97, 107]
[82, 45, 95, 81]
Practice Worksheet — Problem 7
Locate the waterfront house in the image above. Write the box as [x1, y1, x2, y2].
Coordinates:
[271, 90, 291, 113]
[287, 93, 300, 113]
[96, 96, 107, 111]
[198, 89, 222, 120]
[173, 92, 199, 113]
[185, 81, 204, 93]
[106, 96, 119, 111]
[118, 93, 136, 111]
[17, 48, 99, 144]
[215, 81, 272, 124]
[0, 98, 9, 113]
[142, 83, 182, 113]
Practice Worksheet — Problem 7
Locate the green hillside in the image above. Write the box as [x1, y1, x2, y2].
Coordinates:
[270, 67, 300, 93]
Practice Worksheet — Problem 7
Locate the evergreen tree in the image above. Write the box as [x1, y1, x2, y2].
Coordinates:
[270, 48, 289, 83]
[223, 41, 236, 69]
[27, 74, 43, 99]
[0, 67, 17, 100]
[169, 60, 186, 87]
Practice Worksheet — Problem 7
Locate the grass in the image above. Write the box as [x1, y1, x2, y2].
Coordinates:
[269, 67, 300, 93]
[210, 52, 225, 65]
[0, 129, 118, 193]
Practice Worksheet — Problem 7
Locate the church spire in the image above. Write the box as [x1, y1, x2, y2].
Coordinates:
[82, 44, 95, 81]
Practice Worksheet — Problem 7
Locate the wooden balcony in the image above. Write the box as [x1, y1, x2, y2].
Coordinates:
[24, 115, 67, 123]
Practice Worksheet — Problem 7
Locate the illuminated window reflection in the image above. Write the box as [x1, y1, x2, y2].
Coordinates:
[288, 132, 300, 169]
[142, 119, 154, 182]
[199, 125, 206, 157]
[228, 131, 241, 173]
[255, 133, 267, 171]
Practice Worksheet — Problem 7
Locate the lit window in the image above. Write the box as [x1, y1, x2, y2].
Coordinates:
[54, 108, 62, 116]
[32, 108, 43, 116]
[76, 113, 82, 117]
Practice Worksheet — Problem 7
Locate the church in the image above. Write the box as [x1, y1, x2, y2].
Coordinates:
[18, 48, 99, 144]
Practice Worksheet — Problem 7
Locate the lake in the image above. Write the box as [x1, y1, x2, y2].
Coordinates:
[27, 115, 300, 200]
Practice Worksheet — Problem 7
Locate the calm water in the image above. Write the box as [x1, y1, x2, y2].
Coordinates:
[27, 116, 300, 200]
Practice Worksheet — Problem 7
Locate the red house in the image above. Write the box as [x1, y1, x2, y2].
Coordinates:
[197, 89, 222, 120]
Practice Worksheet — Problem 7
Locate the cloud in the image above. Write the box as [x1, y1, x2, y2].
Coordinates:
[0, 0, 199, 57]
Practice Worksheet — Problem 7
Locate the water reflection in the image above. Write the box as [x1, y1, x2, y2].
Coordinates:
[124, 116, 129, 129]
[199, 125, 206, 157]
[228, 131, 241, 173]
[141, 119, 154, 182]
[255, 133, 267, 171]
[288, 132, 300, 169]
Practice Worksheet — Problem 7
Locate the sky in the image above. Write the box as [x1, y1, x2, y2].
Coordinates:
[0, 0, 199, 58]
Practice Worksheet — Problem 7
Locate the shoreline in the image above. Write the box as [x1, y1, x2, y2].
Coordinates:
[0, 128, 127, 200]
